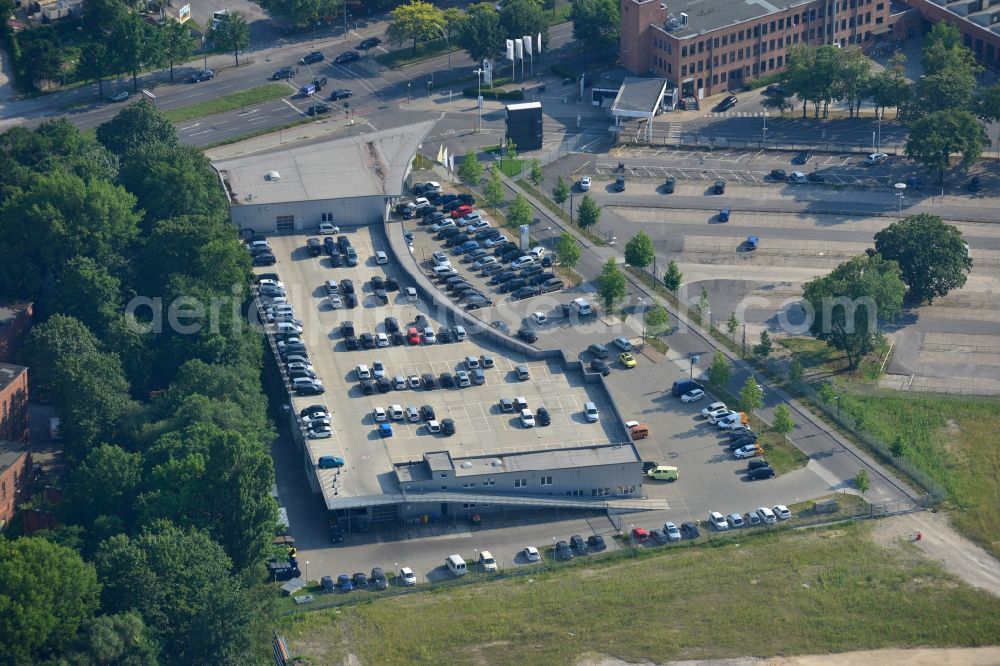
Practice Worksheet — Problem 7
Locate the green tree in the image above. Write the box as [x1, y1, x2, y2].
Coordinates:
[663, 260, 683, 294]
[551, 175, 569, 208]
[48, 256, 122, 336]
[597, 258, 626, 310]
[95, 523, 257, 665]
[0, 537, 101, 664]
[772, 403, 794, 438]
[754, 330, 774, 366]
[553, 231, 580, 269]
[504, 138, 517, 161]
[18, 26, 67, 88]
[96, 102, 178, 157]
[72, 611, 160, 666]
[802, 253, 905, 370]
[63, 443, 142, 537]
[708, 350, 731, 387]
[740, 376, 764, 414]
[500, 0, 547, 51]
[570, 0, 620, 51]
[255, 0, 343, 30]
[788, 358, 804, 384]
[890, 435, 907, 458]
[855, 469, 870, 496]
[19, 314, 101, 399]
[868, 52, 910, 119]
[76, 39, 112, 97]
[905, 110, 986, 184]
[623, 230, 655, 269]
[874, 213, 973, 304]
[833, 46, 871, 117]
[644, 304, 670, 335]
[212, 11, 250, 66]
[442, 6, 466, 39]
[698, 287, 710, 319]
[157, 20, 195, 82]
[975, 81, 1000, 123]
[457, 3, 504, 63]
[457, 150, 483, 186]
[528, 158, 543, 187]
[110, 12, 155, 90]
[483, 169, 505, 208]
[726, 312, 739, 338]
[576, 193, 601, 229]
[506, 192, 533, 228]
[386, 0, 445, 53]
[818, 382, 836, 405]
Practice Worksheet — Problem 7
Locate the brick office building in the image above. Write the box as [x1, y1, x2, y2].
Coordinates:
[903, 0, 1000, 70]
[0, 299, 32, 364]
[0, 441, 31, 530]
[620, 0, 893, 98]
[0, 364, 30, 531]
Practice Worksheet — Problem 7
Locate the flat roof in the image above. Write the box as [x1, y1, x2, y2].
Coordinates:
[612, 77, 668, 114]
[658, 0, 813, 38]
[0, 440, 29, 473]
[396, 444, 640, 483]
[0, 299, 30, 326]
[914, 0, 1000, 35]
[213, 121, 434, 207]
[506, 102, 542, 111]
[0, 364, 26, 393]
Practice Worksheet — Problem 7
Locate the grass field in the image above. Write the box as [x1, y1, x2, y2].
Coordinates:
[162, 84, 290, 123]
[277, 522, 1000, 665]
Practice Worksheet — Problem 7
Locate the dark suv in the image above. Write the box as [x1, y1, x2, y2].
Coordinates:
[713, 94, 738, 112]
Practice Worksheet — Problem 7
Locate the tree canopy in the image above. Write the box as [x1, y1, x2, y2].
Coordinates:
[873, 213, 972, 303]
[597, 258, 626, 310]
[904, 110, 986, 183]
[554, 231, 580, 269]
[386, 0, 445, 53]
[255, 0, 343, 29]
[458, 3, 505, 63]
[576, 193, 601, 229]
[571, 0, 620, 51]
[624, 231, 655, 269]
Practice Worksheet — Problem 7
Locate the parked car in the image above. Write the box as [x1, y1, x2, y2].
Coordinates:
[664, 522, 681, 541]
[681, 389, 705, 403]
[680, 521, 700, 538]
[358, 36, 381, 50]
[590, 359, 610, 376]
[746, 466, 775, 480]
[863, 152, 889, 166]
[329, 88, 353, 100]
[579, 176, 591, 191]
[334, 51, 360, 64]
[791, 151, 811, 165]
[712, 180, 726, 194]
[188, 68, 215, 83]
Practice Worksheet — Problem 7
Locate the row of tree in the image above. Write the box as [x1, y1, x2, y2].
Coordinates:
[0, 105, 278, 664]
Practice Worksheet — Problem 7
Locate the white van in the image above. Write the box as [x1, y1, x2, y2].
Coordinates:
[249, 240, 270, 250]
[478, 551, 497, 572]
[291, 377, 322, 389]
[264, 296, 288, 307]
[432, 265, 457, 279]
[571, 298, 593, 317]
[446, 554, 467, 576]
[275, 322, 302, 335]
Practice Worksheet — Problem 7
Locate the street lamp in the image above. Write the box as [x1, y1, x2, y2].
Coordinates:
[407, 82, 411, 104]
[430, 23, 452, 71]
[894, 182, 906, 216]
[474, 68, 484, 133]
[637, 297, 646, 339]
[689, 354, 700, 379]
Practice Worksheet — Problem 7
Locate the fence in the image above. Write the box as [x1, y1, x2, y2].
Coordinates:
[628, 127, 906, 156]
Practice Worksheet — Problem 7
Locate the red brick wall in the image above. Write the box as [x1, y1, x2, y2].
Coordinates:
[620, 0, 668, 74]
[0, 301, 32, 364]
[0, 449, 31, 529]
[0, 367, 28, 444]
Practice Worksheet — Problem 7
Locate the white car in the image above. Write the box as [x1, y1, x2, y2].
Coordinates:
[376, 332, 390, 347]
[716, 412, 744, 429]
[393, 376, 407, 391]
[372, 361, 386, 378]
[735, 444, 761, 459]
[612, 336, 632, 351]
[405, 287, 419, 302]
[308, 426, 333, 439]
[864, 151, 888, 166]
[455, 370, 471, 387]
[423, 327, 436, 344]
[757, 507, 778, 524]
[300, 412, 329, 426]
[519, 408, 535, 428]
[373, 407, 387, 422]
[453, 325, 467, 341]
[510, 256, 534, 270]
[328, 294, 343, 309]
[319, 222, 339, 234]
[431, 251, 450, 266]
[406, 406, 420, 422]
[407, 375, 421, 389]
[681, 389, 705, 403]
[709, 511, 729, 530]
[788, 171, 807, 183]
[703, 402, 728, 419]
[773, 505, 791, 520]
[431, 219, 455, 232]
[708, 409, 736, 425]
[459, 212, 483, 225]
[529, 246, 546, 259]
[375, 250, 389, 264]
[530, 312, 547, 325]
[523, 546, 541, 562]
[728, 513, 745, 528]
[426, 420, 442, 433]
[258, 279, 284, 289]
[355, 364, 371, 380]
[465, 220, 491, 232]
[664, 522, 681, 541]
[579, 176, 591, 191]
[389, 404, 404, 420]
[584, 401, 599, 422]
[286, 361, 314, 374]
[400, 567, 417, 586]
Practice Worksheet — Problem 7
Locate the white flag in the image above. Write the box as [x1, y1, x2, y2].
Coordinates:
[442, 147, 449, 167]
[482, 58, 493, 86]
[515, 38, 523, 59]
[523, 35, 532, 56]
[537, 32, 542, 52]
[506, 39, 514, 60]
[437, 144, 444, 163]
[449, 154, 455, 171]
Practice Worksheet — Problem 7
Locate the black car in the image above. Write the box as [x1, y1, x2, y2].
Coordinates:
[555, 540, 573, 560]
[360, 379, 376, 395]
[529, 272, 556, 286]
[729, 435, 758, 450]
[769, 169, 788, 181]
[807, 171, 826, 183]
[371, 275, 384, 290]
[300, 404, 327, 418]
[391, 331, 405, 346]
[345, 293, 358, 308]
[614, 176, 626, 191]
[370, 567, 388, 590]
[328, 521, 344, 543]
[442, 199, 464, 213]
[340, 278, 355, 294]
[968, 176, 982, 192]
[713, 94, 737, 112]
[188, 68, 215, 83]
[536, 407, 551, 426]
[663, 175, 676, 193]
[253, 254, 276, 266]
[423, 211, 446, 225]
[792, 151, 811, 165]
[712, 180, 726, 194]
[511, 285, 540, 300]
[494, 241, 518, 256]
[465, 297, 491, 310]
[359, 332, 376, 349]
[569, 535, 586, 551]
[439, 372, 455, 388]
[587, 535, 606, 550]
[680, 521, 700, 538]
[271, 66, 295, 80]
[421, 372, 437, 390]
[377, 377, 392, 393]
[296, 383, 325, 396]
[307, 103, 331, 116]
[334, 51, 360, 65]
[438, 327, 453, 343]
[520, 264, 543, 278]
[384, 276, 399, 291]
[329, 251, 344, 267]
[516, 327, 537, 343]
[457, 193, 475, 205]
[384, 316, 399, 333]
[420, 405, 436, 421]
[438, 227, 461, 240]
[747, 458, 770, 470]
[374, 288, 388, 303]
[728, 428, 757, 442]
[441, 418, 456, 435]
[500, 278, 526, 293]
[344, 335, 359, 350]
[351, 572, 369, 588]
[340, 320, 355, 336]
[358, 36, 381, 50]
[746, 466, 775, 480]
[649, 529, 669, 544]
[641, 461, 658, 473]
[492, 271, 516, 285]
[301, 50, 324, 65]
[590, 359, 611, 376]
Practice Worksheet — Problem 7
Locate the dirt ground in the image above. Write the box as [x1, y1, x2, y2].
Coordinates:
[578, 647, 1000, 666]
[870, 510, 1000, 598]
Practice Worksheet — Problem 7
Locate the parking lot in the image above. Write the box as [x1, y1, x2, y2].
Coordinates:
[258, 231, 623, 503]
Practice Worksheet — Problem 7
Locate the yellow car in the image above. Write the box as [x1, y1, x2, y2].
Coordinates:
[620, 352, 637, 368]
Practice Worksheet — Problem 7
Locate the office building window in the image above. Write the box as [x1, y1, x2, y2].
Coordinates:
[540, 476, 553, 486]
[514, 478, 527, 488]
[321, 212, 334, 222]
[482, 478, 495, 486]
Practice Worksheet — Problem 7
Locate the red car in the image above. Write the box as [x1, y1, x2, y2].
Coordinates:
[407, 327, 421, 345]
[450, 205, 473, 219]
[631, 527, 650, 542]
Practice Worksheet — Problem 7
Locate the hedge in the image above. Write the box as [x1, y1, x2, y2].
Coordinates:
[462, 86, 524, 101]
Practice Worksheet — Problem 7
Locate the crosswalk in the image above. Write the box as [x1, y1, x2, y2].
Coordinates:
[702, 111, 769, 118]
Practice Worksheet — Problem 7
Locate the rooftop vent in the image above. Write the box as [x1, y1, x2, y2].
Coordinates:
[266, 171, 280, 181]
[460, 462, 473, 468]
[491, 459, 503, 466]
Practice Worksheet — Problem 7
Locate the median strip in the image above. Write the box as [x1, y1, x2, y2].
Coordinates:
[163, 84, 291, 124]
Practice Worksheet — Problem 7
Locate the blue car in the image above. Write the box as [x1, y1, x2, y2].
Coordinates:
[337, 573, 353, 592]
[719, 209, 730, 222]
[378, 423, 393, 437]
[746, 235, 759, 250]
[318, 455, 345, 469]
